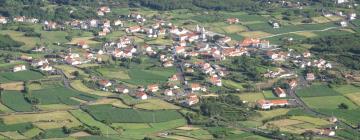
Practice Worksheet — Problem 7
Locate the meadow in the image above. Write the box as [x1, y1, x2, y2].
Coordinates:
[296, 84, 340, 97]
[83, 104, 183, 123]
[301, 95, 357, 109]
[70, 80, 113, 97]
[122, 66, 176, 86]
[0, 70, 44, 82]
[1, 91, 33, 112]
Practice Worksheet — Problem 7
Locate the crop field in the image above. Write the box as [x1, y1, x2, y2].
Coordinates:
[83, 104, 183, 123]
[36, 104, 74, 111]
[239, 31, 272, 38]
[31, 86, 99, 105]
[311, 16, 331, 23]
[296, 84, 340, 97]
[0, 121, 33, 133]
[171, 128, 213, 140]
[302, 95, 357, 109]
[21, 127, 43, 138]
[223, 80, 245, 90]
[332, 85, 360, 94]
[292, 31, 318, 38]
[68, 37, 100, 45]
[344, 93, 360, 106]
[0, 131, 27, 140]
[0, 30, 41, 50]
[69, 109, 119, 135]
[112, 119, 187, 140]
[222, 25, 248, 33]
[237, 92, 264, 103]
[134, 99, 181, 110]
[90, 98, 130, 108]
[1, 111, 81, 130]
[0, 70, 43, 82]
[123, 67, 176, 85]
[316, 108, 360, 127]
[253, 109, 290, 121]
[0, 103, 14, 113]
[0, 82, 24, 90]
[1, 91, 33, 112]
[263, 116, 331, 134]
[54, 65, 87, 79]
[70, 80, 113, 96]
[96, 68, 130, 80]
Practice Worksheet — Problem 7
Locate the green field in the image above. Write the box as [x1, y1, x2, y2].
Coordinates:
[69, 109, 118, 135]
[32, 86, 99, 105]
[1, 91, 33, 112]
[0, 121, 33, 133]
[83, 104, 183, 123]
[296, 84, 340, 97]
[0, 70, 43, 82]
[96, 68, 130, 80]
[332, 85, 360, 94]
[122, 67, 176, 85]
[302, 95, 357, 109]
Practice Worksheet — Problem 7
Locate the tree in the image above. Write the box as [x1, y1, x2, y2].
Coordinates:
[338, 103, 349, 109]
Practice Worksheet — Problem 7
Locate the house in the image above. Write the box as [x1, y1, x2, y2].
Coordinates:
[239, 38, 260, 47]
[186, 94, 199, 106]
[39, 64, 53, 71]
[0, 16, 7, 24]
[287, 79, 298, 89]
[77, 41, 89, 49]
[98, 31, 107, 36]
[349, 13, 356, 20]
[319, 129, 335, 136]
[175, 46, 186, 54]
[13, 16, 25, 22]
[31, 59, 48, 67]
[190, 83, 206, 91]
[147, 84, 159, 92]
[98, 80, 112, 89]
[20, 55, 33, 61]
[115, 85, 129, 94]
[114, 20, 123, 26]
[44, 21, 57, 30]
[329, 116, 338, 123]
[257, 99, 289, 109]
[340, 21, 347, 27]
[169, 74, 179, 81]
[136, 92, 148, 100]
[98, 6, 111, 13]
[163, 61, 174, 67]
[273, 22, 280, 28]
[164, 89, 174, 96]
[273, 87, 286, 98]
[226, 18, 239, 24]
[89, 19, 99, 27]
[303, 51, 311, 58]
[336, 0, 348, 4]
[210, 75, 222, 86]
[306, 73, 315, 81]
[126, 26, 142, 33]
[13, 65, 26, 72]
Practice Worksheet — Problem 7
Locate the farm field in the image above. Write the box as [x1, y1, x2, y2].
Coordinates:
[0, 70, 44, 82]
[36, 104, 74, 111]
[332, 84, 360, 94]
[0, 82, 24, 90]
[31, 86, 99, 105]
[302, 95, 357, 109]
[54, 65, 88, 79]
[122, 66, 176, 85]
[96, 68, 130, 80]
[237, 92, 264, 103]
[1, 91, 33, 112]
[83, 104, 183, 123]
[296, 84, 340, 97]
[70, 80, 113, 96]
[223, 80, 245, 90]
[1, 111, 81, 130]
[0, 131, 27, 140]
[21, 127, 43, 138]
[69, 109, 119, 135]
[90, 98, 130, 108]
[134, 98, 181, 110]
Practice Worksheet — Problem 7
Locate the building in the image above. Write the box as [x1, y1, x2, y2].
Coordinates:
[340, 21, 347, 27]
[126, 26, 142, 33]
[147, 84, 159, 92]
[226, 18, 239, 24]
[186, 94, 199, 106]
[0, 16, 7, 24]
[306, 73, 315, 81]
[98, 80, 112, 89]
[273, 87, 286, 98]
[287, 79, 298, 89]
[164, 89, 174, 96]
[319, 129, 335, 136]
[13, 65, 26, 72]
[39, 64, 53, 71]
[257, 99, 289, 109]
[136, 92, 148, 100]
[115, 85, 129, 94]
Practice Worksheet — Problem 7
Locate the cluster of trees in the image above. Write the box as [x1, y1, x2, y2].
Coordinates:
[307, 33, 360, 70]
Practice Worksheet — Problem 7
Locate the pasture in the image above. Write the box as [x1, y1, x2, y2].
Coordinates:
[0, 70, 43, 82]
[332, 84, 360, 95]
[31, 86, 99, 105]
[296, 84, 340, 97]
[96, 68, 130, 80]
[83, 104, 183, 123]
[222, 25, 248, 33]
[123, 66, 176, 85]
[1, 91, 33, 112]
[1, 111, 81, 130]
[0, 82, 24, 90]
[69, 109, 119, 135]
[301, 96, 357, 109]
[0, 131, 27, 140]
[70, 80, 113, 96]
[239, 31, 272, 38]
[134, 99, 181, 110]
[54, 65, 87, 79]
[90, 98, 130, 108]
[237, 92, 264, 103]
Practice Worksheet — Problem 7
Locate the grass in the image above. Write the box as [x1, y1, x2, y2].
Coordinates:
[0, 30, 41, 50]
[96, 68, 130, 80]
[1, 91, 33, 112]
[36, 104, 74, 111]
[70, 80, 113, 96]
[54, 65, 87, 79]
[316, 108, 360, 127]
[43, 128, 68, 139]
[237, 92, 264, 103]
[91, 98, 130, 108]
[344, 93, 360, 106]
[302, 95, 357, 109]
[254, 109, 290, 121]
[83, 104, 183, 123]
[0, 70, 44, 82]
[0, 121, 33, 132]
[0, 131, 27, 140]
[172, 128, 213, 140]
[239, 31, 272, 38]
[68, 37, 100, 45]
[0, 102, 14, 113]
[296, 84, 340, 97]
[262, 90, 279, 99]
[332, 84, 360, 94]
[22, 127, 43, 138]
[123, 66, 176, 86]
[222, 25, 248, 33]
[292, 31, 318, 37]
[0, 82, 24, 90]
[1, 111, 82, 130]
[223, 80, 244, 90]
[31, 86, 99, 105]
[69, 109, 119, 135]
[134, 99, 181, 110]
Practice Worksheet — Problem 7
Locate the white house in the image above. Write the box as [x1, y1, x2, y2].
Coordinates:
[13, 65, 26, 72]
[273, 87, 286, 98]
[136, 92, 148, 100]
